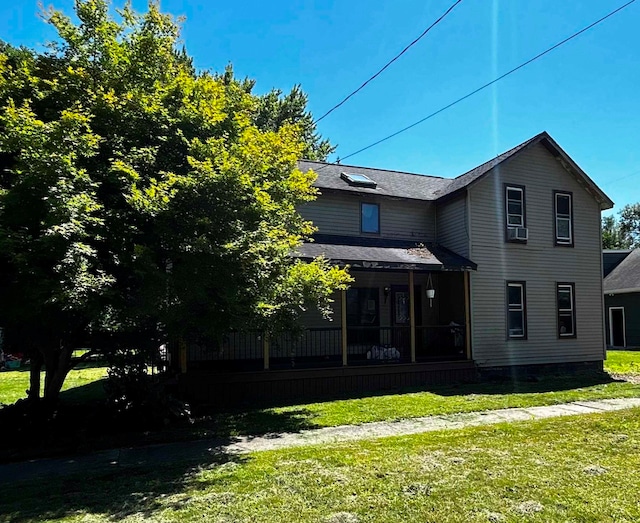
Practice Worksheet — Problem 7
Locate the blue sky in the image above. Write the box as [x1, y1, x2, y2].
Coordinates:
[1, 0, 638, 215]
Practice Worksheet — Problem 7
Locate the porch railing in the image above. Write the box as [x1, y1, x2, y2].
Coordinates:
[184, 324, 467, 371]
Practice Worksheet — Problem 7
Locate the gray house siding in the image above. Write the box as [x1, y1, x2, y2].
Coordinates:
[468, 142, 605, 367]
[604, 293, 640, 348]
[300, 193, 435, 242]
[436, 194, 470, 258]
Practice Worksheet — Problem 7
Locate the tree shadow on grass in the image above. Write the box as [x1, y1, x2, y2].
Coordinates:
[208, 372, 624, 414]
[1, 444, 249, 522]
[417, 372, 624, 397]
[58, 378, 107, 404]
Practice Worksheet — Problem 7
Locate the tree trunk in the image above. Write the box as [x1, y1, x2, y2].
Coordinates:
[43, 342, 73, 408]
[28, 350, 43, 402]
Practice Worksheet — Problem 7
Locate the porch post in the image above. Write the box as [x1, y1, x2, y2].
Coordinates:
[409, 270, 416, 363]
[179, 339, 187, 374]
[263, 333, 270, 370]
[464, 271, 472, 359]
[341, 289, 348, 366]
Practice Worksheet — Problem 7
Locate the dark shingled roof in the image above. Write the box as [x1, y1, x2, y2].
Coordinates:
[298, 160, 451, 201]
[433, 134, 540, 199]
[604, 249, 640, 294]
[603, 250, 633, 278]
[294, 235, 476, 271]
[299, 131, 614, 210]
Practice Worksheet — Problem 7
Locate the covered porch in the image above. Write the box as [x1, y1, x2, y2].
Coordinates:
[181, 238, 476, 373]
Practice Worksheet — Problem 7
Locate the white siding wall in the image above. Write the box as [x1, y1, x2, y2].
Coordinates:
[436, 195, 470, 257]
[300, 193, 435, 241]
[468, 142, 605, 367]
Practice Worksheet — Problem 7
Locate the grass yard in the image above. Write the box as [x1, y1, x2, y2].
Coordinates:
[216, 374, 640, 435]
[3, 407, 640, 522]
[605, 349, 640, 376]
[0, 365, 108, 406]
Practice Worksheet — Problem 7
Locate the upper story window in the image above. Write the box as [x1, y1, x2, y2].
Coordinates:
[554, 191, 573, 246]
[361, 202, 380, 234]
[557, 283, 576, 338]
[507, 281, 527, 339]
[505, 185, 527, 242]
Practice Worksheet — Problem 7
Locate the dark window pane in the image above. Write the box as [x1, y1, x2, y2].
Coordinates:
[559, 313, 574, 336]
[361, 203, 379, 233]
[557, 218, 570, 239]
[347, 288, 379, 327]
[508, 285, 522, 306]
[507, 189, 522, 201]
[557, 288, 572, 309]
[508, 215, 523, 227]
[557, 194, 570, 215]
[508, 311, 524, 336]
[508, 201, 522, 215]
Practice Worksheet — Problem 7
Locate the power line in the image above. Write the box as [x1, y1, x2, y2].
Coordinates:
[317, 0, 635, 170]
[314, 0, 464, 124]
[601, 168, 640, 187]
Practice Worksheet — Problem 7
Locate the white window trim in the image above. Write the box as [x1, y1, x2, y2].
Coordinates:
[557, 284, 575, 337]
[555, 192, 572, 245]
[608, 307, 626, 347]
[507, 282, 526, 339]
[506, 186, 524, 228]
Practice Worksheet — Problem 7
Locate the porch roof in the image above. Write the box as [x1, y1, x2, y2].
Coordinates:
[294, 235, 476, 271]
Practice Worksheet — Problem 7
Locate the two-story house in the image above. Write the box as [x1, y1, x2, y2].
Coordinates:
[180, 131, 613, 406]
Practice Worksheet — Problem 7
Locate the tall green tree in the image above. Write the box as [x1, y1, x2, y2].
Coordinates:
[602, 204, 639, 249]
[619, 203, 640, 248]
[0, 0, 350, 407]
[602, 215, 632, 249]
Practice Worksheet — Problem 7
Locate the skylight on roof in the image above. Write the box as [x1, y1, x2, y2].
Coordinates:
[340, 172, 377, 188]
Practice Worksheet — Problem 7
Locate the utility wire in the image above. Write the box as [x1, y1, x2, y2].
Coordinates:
[601, 168, 640, 187]
[314, 0, 464, 123]
[317, 0, 635, 170]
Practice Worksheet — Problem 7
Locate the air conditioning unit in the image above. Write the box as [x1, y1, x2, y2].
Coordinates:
[508, 227, 528, 241]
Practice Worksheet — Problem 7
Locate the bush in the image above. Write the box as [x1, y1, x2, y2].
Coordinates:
[105, 348, 191, 430]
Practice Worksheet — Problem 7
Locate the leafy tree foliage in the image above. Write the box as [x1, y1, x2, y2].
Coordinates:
[0, 0, 350, 407]
[602, 215, 632, 249]
[619, 203, 640, 248]
[602, 204, 639, 249]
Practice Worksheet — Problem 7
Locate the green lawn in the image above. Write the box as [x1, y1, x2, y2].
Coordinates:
[216, 377, 640, 435]
[605, 349, 640, 375]
[0, 365, 108, 406]
[2, 351, 640, 441]
[3, 407, 640, 522]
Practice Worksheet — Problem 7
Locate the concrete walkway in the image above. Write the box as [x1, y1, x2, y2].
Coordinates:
[2, 397, 640, 485]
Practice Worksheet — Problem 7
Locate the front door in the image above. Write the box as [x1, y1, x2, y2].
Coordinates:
[391, 285, 422, 355]
[609, 307, 626, 347]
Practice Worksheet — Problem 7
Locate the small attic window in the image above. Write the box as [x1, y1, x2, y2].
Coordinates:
[340, 172, 377, 188]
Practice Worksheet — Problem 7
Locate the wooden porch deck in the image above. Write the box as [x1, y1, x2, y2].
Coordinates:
[178, 359, 477, 407]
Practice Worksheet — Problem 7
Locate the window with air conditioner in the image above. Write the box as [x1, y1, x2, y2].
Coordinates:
[505, 185, 527, 243]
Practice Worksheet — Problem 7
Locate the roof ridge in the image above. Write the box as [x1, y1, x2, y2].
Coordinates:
[299, 159, 447, 180]
[453, 132, 547, 180]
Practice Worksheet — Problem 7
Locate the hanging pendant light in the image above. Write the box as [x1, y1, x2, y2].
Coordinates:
[426, 273, 435, 306]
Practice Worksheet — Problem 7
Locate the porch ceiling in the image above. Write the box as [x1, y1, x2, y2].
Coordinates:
[294, 236, 476, 271]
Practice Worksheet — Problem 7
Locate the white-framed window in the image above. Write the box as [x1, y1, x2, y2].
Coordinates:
[361, 202, 380, 234]
[554, 192, 573, 246]
[505, 185, 527, 242]
[507, 281, 527, 339]
[557, 283, 576, 338]
[506, 186, 524, 227]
